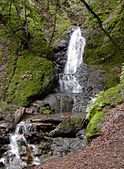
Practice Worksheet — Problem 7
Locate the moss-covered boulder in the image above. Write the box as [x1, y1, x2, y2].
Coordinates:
[49, 116, 83, 137]
[86, 64, 124, 142]
[40, 104, 53, 115]
[86, 85, 123, 121]
[86, 111, 104, 142]
[6, 52, 55, 106]
[86, 84, 124, 142]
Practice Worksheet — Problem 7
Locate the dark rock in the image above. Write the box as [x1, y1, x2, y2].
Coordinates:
[0, 113, 4, 120]
[43, 94, 74, 113]
[0, 144, 9, 155]
[51, 137, 86, 157]
[39, 117, 63, 124]
[54, 39, 68, 52]
[76, 129, 86, 139]
[14, 107, 25, 123]
[0, 121, 9, 128]
[0, 161, 5, 168]
[23, 165, 42, 169]
[42, 64, 105, 113]
[6, 107, 25, 132]
[49, 117, 83, 137]
[4, 113, 14, 122]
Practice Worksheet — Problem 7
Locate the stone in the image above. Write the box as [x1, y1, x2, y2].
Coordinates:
[4, 113, 14, 122]
[49, 117, 83, 137]
[0, 121, 9, 128]
[76, 129, 86, 139]
[51, 137, 86, 157]
[14, 107, 25, 123]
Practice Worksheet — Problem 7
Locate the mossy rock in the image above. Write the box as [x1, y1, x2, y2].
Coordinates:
[120, 64, 124, 84]
[86, 84, 123, 121]
[6, 52, 55, 106]
[86, 65, 124, 142]
[49, 117, 82, 137]
[0, 101, 12, 113]
[40, 106, 52, 115]
[86, 111, 104, 142]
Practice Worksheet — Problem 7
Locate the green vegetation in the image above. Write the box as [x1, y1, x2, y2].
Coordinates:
[0, 101, 12, 113]
[86, 111, 104, 142]
[120, 64, 124, 84]
[40, 104, 52, 115]
[6, 52, 55, 106]
[58, 117, 82, 132]
[86, 65, 124, 142]
[84, 0, 124, 89]
[83, 0, 124, 142]
[0, 0, 59, 106]
[0, 0, 124, 133]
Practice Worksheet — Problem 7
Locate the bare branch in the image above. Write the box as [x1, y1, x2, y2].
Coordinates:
[80, 0, 117, 46]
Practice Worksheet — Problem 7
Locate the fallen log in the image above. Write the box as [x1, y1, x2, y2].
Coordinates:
[24, 131, 53, 142]
[30, 117, 63, 124]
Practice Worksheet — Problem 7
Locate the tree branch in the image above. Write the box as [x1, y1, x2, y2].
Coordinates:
[80, 0, 117, 46]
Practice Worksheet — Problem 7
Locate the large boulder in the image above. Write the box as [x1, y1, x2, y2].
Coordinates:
[49, 116, 83, 137]
[6, 51, 55, 106]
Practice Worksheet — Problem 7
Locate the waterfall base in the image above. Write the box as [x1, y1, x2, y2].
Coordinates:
[0, 112, 86, 168]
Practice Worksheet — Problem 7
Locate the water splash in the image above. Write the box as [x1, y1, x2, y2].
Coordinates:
[59, 27, 86, 93]
[0, 121, 40, 169]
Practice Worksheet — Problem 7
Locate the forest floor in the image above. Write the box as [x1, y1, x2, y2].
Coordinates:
[40, 102, 124, 169]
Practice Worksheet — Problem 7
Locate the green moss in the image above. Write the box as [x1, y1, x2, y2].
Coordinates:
[0, 101, 12, 112]
[86, 66, 124, 141]
[58, 117, 82, 131]
[50, 116, 83, 137]
[86, 111, 104, 142]
[51, 11, 71, 46]
[40, 106, 52, 115]
[86, 84, 123, 121]
[6, 52, 55, 106]
[29, 30, 49, 57]
[120, 64, 124, 84]
[84, 1, 124, 89]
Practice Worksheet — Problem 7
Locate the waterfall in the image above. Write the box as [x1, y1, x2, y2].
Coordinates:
[59, 27, 86, 93]
[0, 122, 40, 169]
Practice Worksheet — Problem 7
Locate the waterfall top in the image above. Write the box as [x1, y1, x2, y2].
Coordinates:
[65, 27, 86, 75]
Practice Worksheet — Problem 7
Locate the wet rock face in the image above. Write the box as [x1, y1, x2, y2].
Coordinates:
[54, 39, 68, 76]
[77, 63, 106, 96]
[43, 94, 74, 113]
[51, 137, 86, 157]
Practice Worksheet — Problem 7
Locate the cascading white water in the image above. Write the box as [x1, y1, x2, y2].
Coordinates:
[59, 27, 86, 93]
[0, 121, 40, 169]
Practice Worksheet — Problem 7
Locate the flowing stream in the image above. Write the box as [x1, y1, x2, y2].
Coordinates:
[0, 122, 40, 169]
[59, 27, 86, 93]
